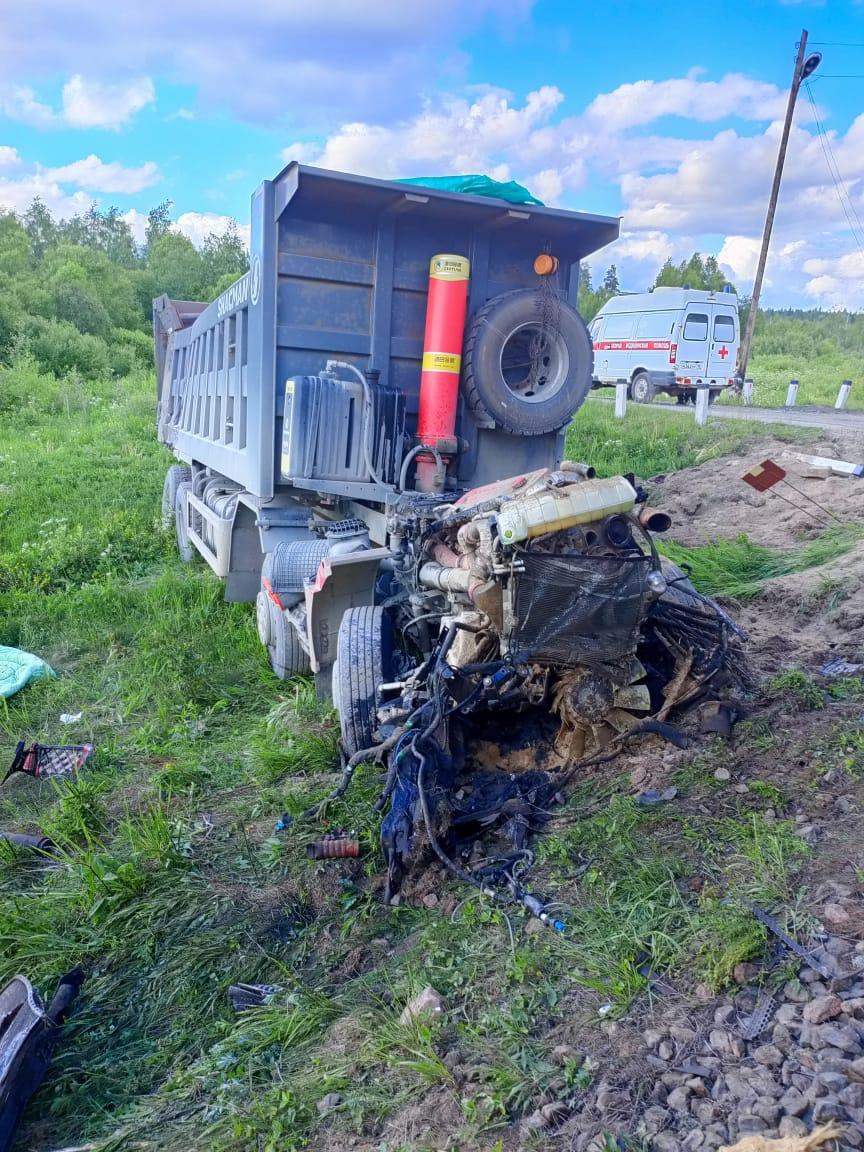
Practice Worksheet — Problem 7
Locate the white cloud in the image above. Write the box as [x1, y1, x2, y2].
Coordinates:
[0, 147, 22, 171]
[281, 86, 566, 182]
[61, 75, 155, 130]
[0, 1, 535, 126]
[1, 75, 154, 130]
[0, 152, 162, 217]
[174, 211, 250, 248]
[50, 155, 160, 194]
[585, 72, 797, 132]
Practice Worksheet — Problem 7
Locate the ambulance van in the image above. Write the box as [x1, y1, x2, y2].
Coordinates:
[589, 286, 740, 403]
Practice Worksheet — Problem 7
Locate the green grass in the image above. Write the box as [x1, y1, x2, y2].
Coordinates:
[0, 356, 835, 1151]
[567, 395, 814, 478]
[743, 351, 864, 410]
[660, 523, 864, 600]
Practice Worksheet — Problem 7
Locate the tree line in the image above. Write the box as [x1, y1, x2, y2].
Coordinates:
[0, 199, 858, 385]
[0, 200, 248, 381]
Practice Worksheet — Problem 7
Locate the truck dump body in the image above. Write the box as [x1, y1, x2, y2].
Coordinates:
[155, 164, 619, 497]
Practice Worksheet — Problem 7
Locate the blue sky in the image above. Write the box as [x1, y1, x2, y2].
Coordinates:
[1, 0, 863, 306]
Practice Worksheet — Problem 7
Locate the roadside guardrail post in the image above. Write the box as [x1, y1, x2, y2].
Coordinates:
[785, 379, 799, 407]
[835, 379, 852, 410]
[743, 378, 754, 406]
[614, 379, 627, 419]
[695, 386, 710, 427]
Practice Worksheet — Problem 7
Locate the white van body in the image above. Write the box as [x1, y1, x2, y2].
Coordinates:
[589, 287, 740, 403]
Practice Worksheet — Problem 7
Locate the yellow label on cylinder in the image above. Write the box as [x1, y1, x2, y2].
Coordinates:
[429, 254, 470, 281]
[422, 351, 461, 373]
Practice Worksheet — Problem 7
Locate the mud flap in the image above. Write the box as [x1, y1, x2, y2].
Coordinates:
[304, 548, 391, 697]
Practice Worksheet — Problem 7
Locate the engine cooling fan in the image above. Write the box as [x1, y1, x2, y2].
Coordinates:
[551, 658, 652, 759]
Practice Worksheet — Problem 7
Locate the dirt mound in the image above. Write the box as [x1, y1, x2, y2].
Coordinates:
[645, 433, 864, 674]
[649, 434, 864, 551]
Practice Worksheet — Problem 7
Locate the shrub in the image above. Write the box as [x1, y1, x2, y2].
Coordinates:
[21, 315, 110, 381]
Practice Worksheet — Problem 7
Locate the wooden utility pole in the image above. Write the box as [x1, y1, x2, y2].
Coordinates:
[739, 30, 815, 379]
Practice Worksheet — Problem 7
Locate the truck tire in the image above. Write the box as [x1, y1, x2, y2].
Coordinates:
[462, 289, 593, 435]
[709, 388, 723, 405]
[333, 606, 393, 756]
[174, 482, 194, 563]
[162, 465, 192, 529]
[267, 600, 311, 678]
[630, 372, 656, 404]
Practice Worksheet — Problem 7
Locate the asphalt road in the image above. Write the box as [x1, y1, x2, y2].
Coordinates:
[594, 396, 864, 433]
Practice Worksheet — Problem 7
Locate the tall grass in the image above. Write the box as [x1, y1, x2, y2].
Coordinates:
[661, 522, 864, 599]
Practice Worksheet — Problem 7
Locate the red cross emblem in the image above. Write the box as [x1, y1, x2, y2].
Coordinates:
[718, 345, 729, 359]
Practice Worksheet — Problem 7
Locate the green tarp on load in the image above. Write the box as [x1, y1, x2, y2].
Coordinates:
[399, 175, 544, 206]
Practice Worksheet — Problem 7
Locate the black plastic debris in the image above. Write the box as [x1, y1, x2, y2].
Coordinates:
[4, 742, 93, 784]
[228, 983, 282, 1012]
[0, 968, 84, 1152]
[0, 832, 56, 854]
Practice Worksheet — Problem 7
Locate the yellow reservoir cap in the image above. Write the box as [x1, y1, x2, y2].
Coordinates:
[429, 254, 470, 281]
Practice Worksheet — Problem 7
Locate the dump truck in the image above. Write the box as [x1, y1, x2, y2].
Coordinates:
[154, 165, 744, 843]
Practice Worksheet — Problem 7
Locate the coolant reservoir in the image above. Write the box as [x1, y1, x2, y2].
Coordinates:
[496, 476, 637, 545]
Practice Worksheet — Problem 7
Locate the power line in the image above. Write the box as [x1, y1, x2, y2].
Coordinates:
[803, 81, 864, 254]
[809, 40, 864, 47]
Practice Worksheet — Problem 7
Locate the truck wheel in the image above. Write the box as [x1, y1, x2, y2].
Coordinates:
[462, 289, 593, 434]
[630, 373, 656, 404]
[709, 388, 723, 405]
[174, 482, 194, 563]
[334, 606, 394, 756]
[267, 600, 311, 678]
[162, 465, 192, 529]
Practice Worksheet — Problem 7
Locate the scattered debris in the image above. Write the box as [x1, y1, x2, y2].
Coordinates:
[597, 1003, 614, 1017]
[58, 713, 82, 725]
[316, 1092, 343, 1117]
[306, 837, 361, 860]
[783, 450, 864, 479]
[635, 787, 678, 806]
[718, 1124, 843, 1152]
[0, 646, 54, 700]
[749, 904, 833, 980]
[820, 659, 864, 678]
[399, 986, 445, 1027]
[0, 831, 56, 854]
[3, 742, 93, 784]
[739, 990, 779, 1040]
[0, 969, 84, 1152]
[227, 983, 283, 1012]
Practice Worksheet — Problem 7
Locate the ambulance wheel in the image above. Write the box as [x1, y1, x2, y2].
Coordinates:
[630, 373, 656, 404]
[334, 606, 394, 757]
[709, 388, 723, 405]
[162, 464, 191, 529]
[174, 482, 194, 563]
[462, 289, 593, 434]
[267, 600, 310, 679]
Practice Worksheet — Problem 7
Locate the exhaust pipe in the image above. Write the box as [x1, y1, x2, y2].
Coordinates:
[639, 508, 672, 533]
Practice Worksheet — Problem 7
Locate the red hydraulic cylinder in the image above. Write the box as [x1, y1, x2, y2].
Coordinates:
[416, 253, 470, 491]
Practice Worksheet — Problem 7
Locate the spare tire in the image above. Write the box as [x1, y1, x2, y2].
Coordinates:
[462, 289, 593, 435]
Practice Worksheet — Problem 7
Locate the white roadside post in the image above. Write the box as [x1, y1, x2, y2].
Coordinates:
[835, 379, 852, 410]
[743, 378, 754, 406]
[614, 379, 628, 419]
[785, 379, 799, 407]
[695, 386, 710, 427]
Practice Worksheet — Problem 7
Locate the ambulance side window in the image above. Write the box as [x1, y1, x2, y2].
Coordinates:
[714, 314, 736, 342]
[590, 319, 601, 340]
[603, 314, 636, 339]
[636, 310, 675, 339]
[682, 313, 709, 341]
